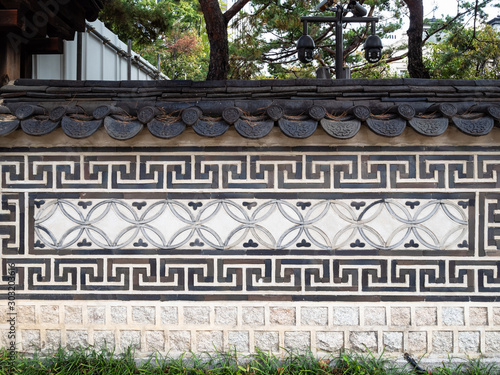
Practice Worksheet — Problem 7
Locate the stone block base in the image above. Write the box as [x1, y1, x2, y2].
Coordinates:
[2, 301, 499, 359]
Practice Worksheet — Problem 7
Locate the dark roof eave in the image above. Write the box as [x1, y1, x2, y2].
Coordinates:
[1, 79, 499, 140]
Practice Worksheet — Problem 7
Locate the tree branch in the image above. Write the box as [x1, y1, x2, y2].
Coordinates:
[352, 52, 408, 72]
[422, 1, 489, 45]
[315, 24, 336, 44]
[224, 0, 252, 23]
[466, 0, 480, 50]
[423, 15, 458, 43]
[251, 1, 274, 18]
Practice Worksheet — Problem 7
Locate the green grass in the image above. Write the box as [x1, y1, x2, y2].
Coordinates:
[0, 347, 498, 375]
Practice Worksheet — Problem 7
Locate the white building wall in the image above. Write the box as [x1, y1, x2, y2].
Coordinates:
[32, 20, 166, 81]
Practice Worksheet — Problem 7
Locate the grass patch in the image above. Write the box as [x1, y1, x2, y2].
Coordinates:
[0, 347, 498, 375]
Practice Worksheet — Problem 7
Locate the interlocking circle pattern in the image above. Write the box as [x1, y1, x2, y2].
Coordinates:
[35, 199, 468, 251]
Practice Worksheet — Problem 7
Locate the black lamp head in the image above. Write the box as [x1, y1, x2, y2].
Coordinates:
[348, 0, 367, 17]
[297, 34, 315, 63]
[364, 34, 383, 63]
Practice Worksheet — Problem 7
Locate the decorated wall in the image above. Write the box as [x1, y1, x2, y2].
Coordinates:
[1, 78, 500, 360]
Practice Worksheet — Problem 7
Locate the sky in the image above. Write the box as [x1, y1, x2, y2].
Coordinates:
[380, 0, 499, 42]
[226, 0, 499, 20]
[422, 0, 498, 20]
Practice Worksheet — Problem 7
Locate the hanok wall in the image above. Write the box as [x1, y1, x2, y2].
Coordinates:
[1, 78, 500, 359]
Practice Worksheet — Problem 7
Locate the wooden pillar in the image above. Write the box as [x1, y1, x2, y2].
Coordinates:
[21, 49, 32, 79]
[76, 32, 82, 80]
[0, 36, 21, 86]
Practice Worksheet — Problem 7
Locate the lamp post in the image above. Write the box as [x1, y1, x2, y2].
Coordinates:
[297, 0, 383, 79]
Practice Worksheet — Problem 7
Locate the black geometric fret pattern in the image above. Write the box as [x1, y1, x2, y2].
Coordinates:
[3, 258, 500, 301]
[1, 151, 500, 191]
[1, 147, 500, 301]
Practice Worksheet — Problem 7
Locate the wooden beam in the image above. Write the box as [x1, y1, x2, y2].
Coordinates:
[56, 0, 87, 33]
[0, 0, 24, 10]
[46, 22, 75, 41]
[0, 9, 23, 30]
[26, 37, 64, 54]
[1, 1, 76, 40]
[21, 47, 32, 78]
[80, 0, 103, 22]
[0, 0, 102, 42]
[0, 36, 21, 84]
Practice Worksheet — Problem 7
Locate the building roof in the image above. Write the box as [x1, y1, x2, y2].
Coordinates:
[0, 0, 105, 41]
[0, 78, 499, 140]
[487, 16, 500, 26]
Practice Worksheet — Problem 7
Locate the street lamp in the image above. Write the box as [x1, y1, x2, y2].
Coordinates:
[297, 0, 383, 79]
[297, 32, 315, 63]
[347, 0, 367, 17]
[364, 22, 383, 63]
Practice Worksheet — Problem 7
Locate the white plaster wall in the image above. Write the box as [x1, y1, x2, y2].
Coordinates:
[32, 20, 163, 81]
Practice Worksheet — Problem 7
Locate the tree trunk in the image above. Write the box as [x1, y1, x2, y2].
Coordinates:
[199, 0, 251, 80]
[403, 0, 430, 78]
[199, 0, 229, 80]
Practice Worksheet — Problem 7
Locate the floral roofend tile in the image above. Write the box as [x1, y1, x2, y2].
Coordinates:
[0, 79, 499, 140]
